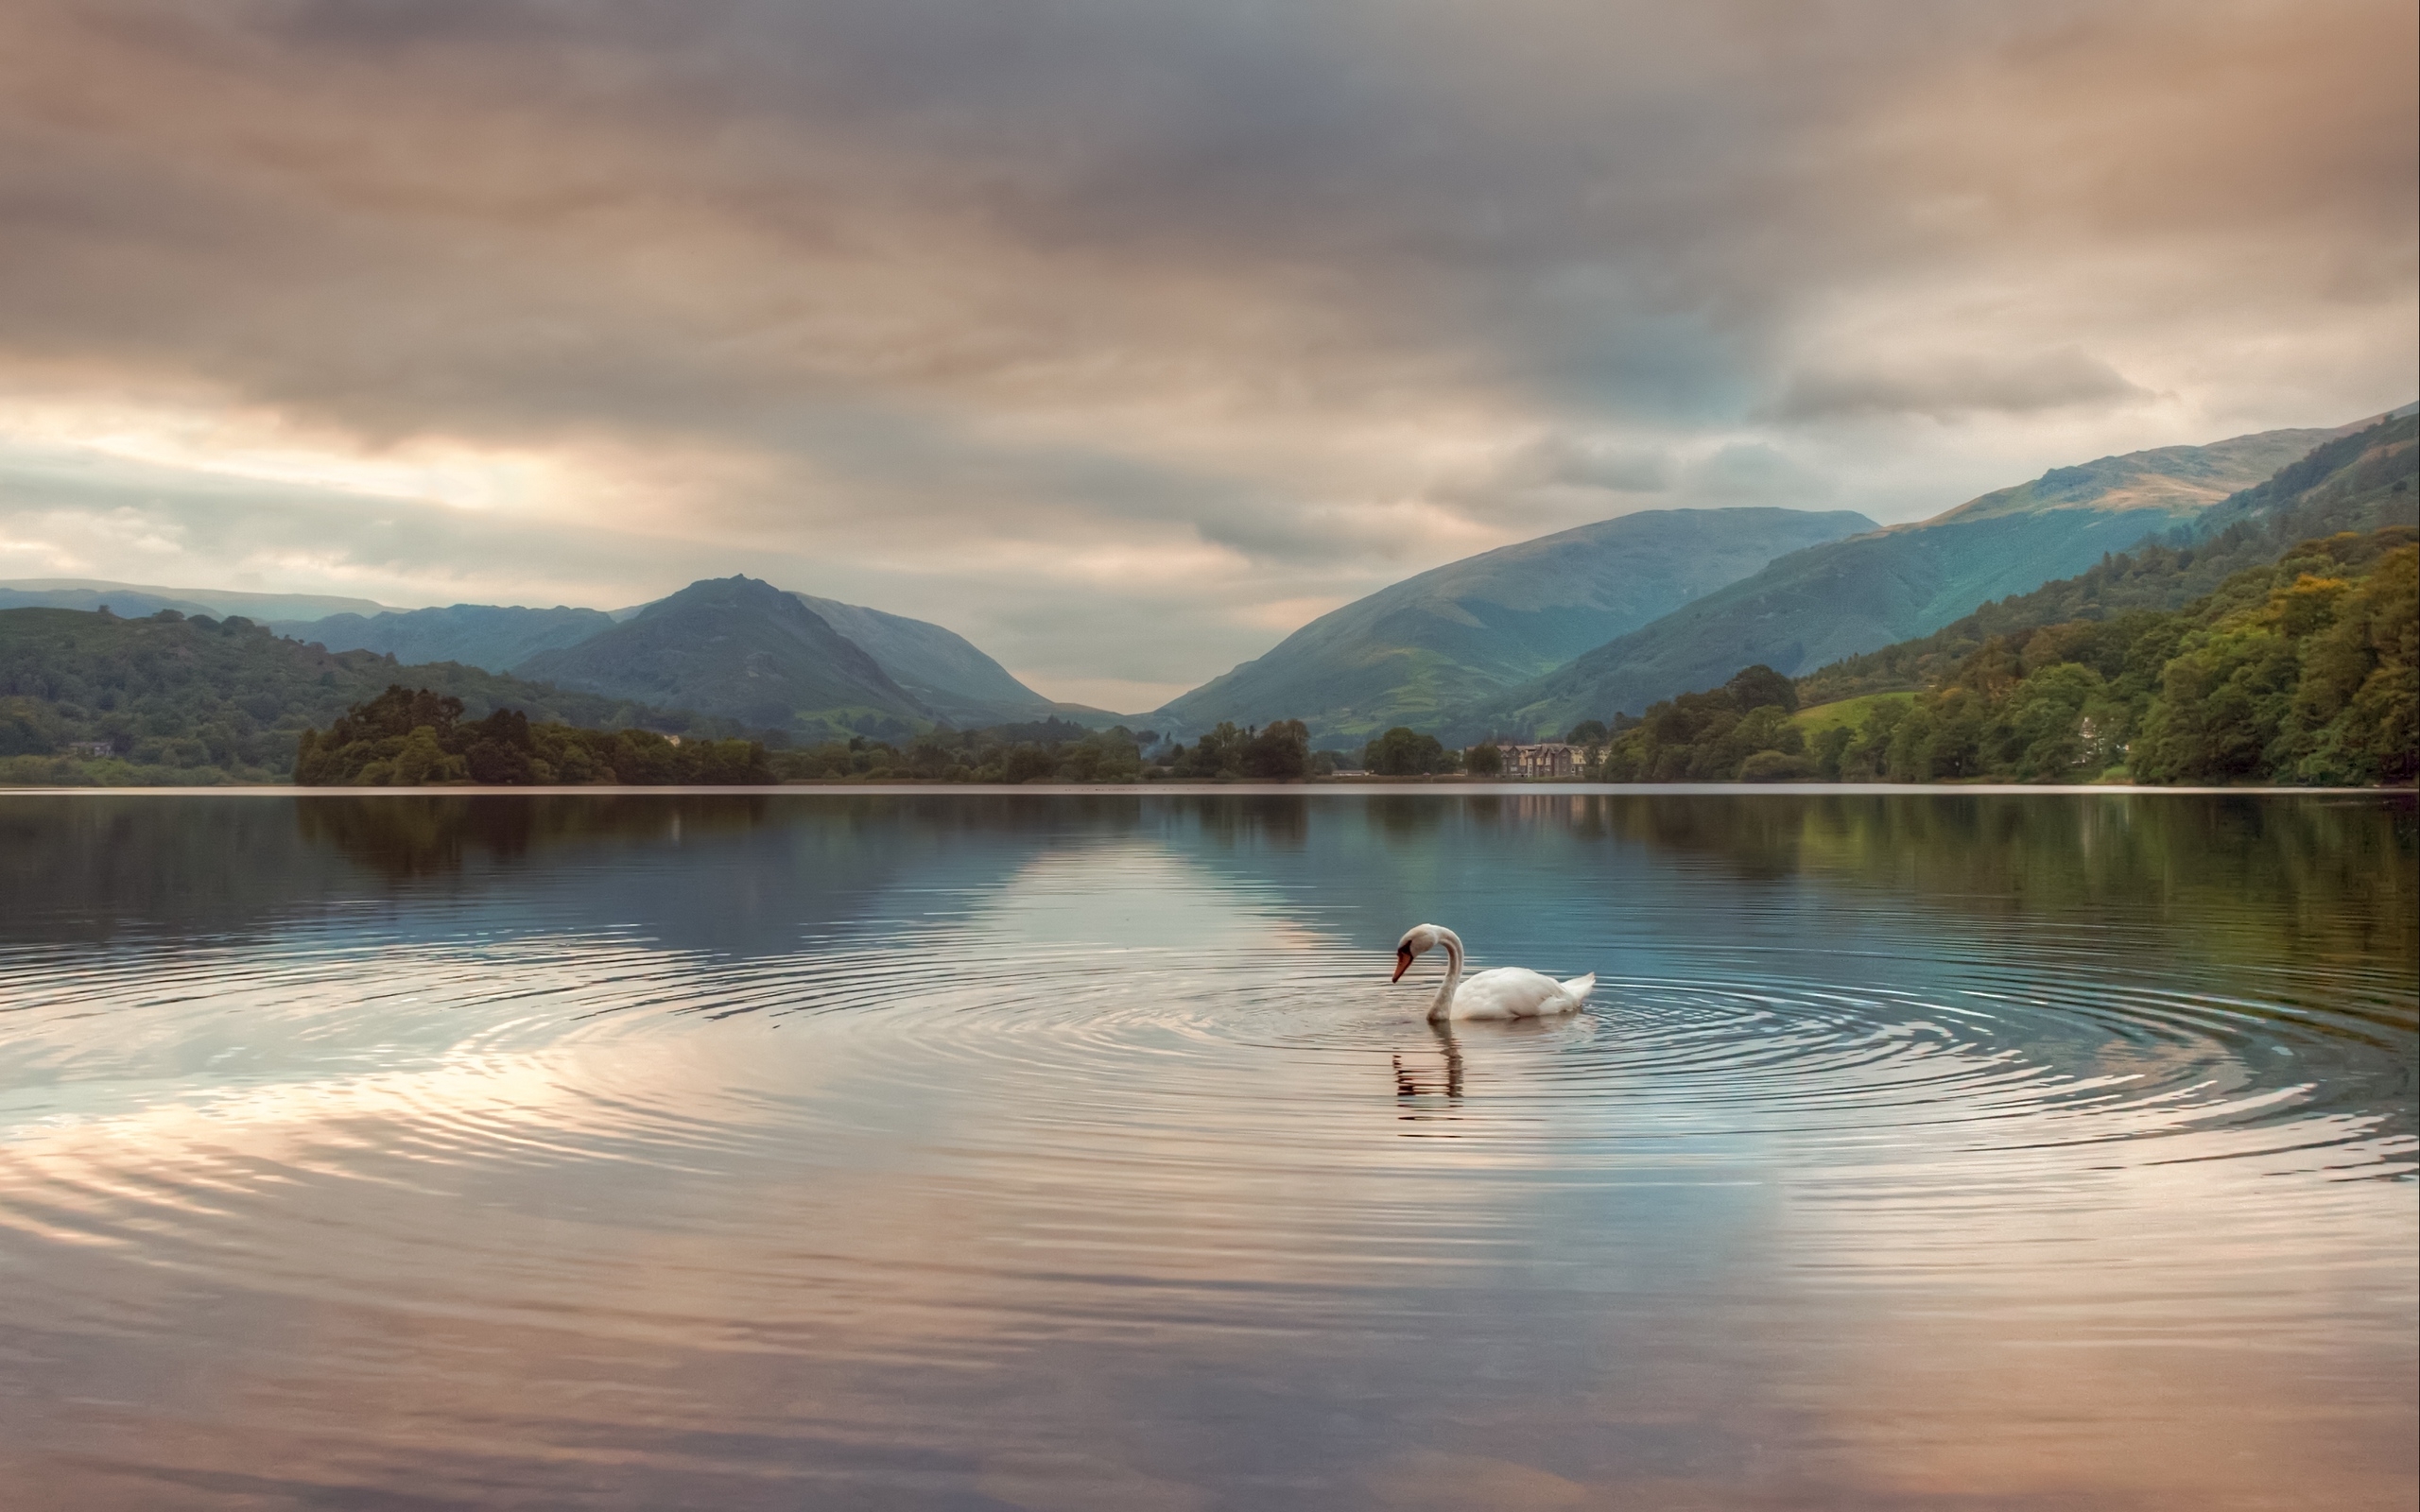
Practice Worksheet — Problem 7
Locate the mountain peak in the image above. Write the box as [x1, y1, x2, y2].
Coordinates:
[520, 575, 927, 737]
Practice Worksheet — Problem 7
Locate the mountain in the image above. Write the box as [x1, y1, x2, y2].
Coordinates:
[1591, 522, 2416, 786]
[0, 606, 678, 781]
[34, 574, 1084, 730]
[1154, 507, 1876, 743]
[0, 578, 393, 622]
[515, 575, 930, 738]
[1472, 420, 2353, 736]
[269, 604, 618, 673]
[788, 593, 1060, 727]
[1795, 410, 2418, 705]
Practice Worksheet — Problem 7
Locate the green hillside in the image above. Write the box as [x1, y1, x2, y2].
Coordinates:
[1798, 412, 2418, 705]
[1156, 507, 1875, 743]
[1595, 525, 2416, 785]
[790, 593, 1061, 726]
[271, 603, 618, 673]
[515, 575, 932, 740]
[1475, 421, 2349, 738]
[0, 607, 675, 784]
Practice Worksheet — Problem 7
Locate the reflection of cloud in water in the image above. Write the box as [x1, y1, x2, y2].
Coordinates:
[0, 794, 2410, 1508]
[969, 841, 1323, 955]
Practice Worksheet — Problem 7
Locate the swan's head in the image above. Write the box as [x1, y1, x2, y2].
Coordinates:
[1393, 923, 1444, 982]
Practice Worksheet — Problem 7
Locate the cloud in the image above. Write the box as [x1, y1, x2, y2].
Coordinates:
[1677, 443, 1837, 507]
[0, 0, 2409, 698]
[1500, 437, 1673, 496]
[1765, 349, 2155, 422]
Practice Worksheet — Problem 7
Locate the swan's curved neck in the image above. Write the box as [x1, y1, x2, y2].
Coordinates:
[1426, 929, 1464, 1022]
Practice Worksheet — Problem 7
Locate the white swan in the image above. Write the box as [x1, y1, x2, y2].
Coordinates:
[1392, 924, 1595, 1022]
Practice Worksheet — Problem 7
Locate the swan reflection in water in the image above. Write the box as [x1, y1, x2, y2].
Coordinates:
[1390, 1016, 1574, 1119]
[1393, 1022, 1466, 1108]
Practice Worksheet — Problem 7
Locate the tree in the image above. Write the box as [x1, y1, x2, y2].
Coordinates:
[296, 686, 769, 786]
[1240, 719, 1310, 779]
[1463, 741, 1504, 776]
[1723, 663, 1798, 714]
[1363, 726, 1451, 776]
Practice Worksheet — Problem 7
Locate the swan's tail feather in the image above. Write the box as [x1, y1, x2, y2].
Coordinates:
[1561, 972, 1596, 1004]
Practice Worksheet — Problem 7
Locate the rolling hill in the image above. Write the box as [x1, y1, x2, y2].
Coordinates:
[269, 603, 619, 673]
[269, 585, 1078, 729]
[789, 593, 1064, 727]
[1793, 409, 2419, 705]
[0, 578, 394, 623]
[1469, 420, 2355, 737]
[515, 576, 931, 738]
[1154, 507, 1876, 743]
[0, 606, 677, 781]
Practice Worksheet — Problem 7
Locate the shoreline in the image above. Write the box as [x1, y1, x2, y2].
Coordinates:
[2, 782, 2409, 798]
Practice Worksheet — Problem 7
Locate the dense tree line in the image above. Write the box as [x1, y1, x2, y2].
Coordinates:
[1599, 528, 2416, 785]
[772, 717, 1339, 782]
[296, 686, 770, 785]
[774, 717, 1150, 782]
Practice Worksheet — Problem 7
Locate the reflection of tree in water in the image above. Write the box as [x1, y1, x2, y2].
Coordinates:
[1182, 795, 1309, 850]
[1369, 796, 1446, 840]
[295, 795, 771, 880]
[1582, 793, 2419, 1024]
[1, 796, 365, 944]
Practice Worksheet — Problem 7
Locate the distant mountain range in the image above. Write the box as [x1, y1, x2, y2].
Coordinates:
[1461, 421, 2358, 739]
[10, 404, 2411, 761]
[8, 574, 1094, 740]
[1156, 507, 1875, 743]
[0, 578, 392, 623]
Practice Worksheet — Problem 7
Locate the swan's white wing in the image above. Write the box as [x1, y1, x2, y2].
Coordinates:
[1559, 973, 1596, 1004]
[1448, 968, 1586, 1020]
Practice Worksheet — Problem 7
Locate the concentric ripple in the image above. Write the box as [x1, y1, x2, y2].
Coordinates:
[0, 791, 2411, 1511]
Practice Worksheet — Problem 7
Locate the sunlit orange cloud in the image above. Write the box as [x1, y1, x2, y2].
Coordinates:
[0, 0, 2409, 699]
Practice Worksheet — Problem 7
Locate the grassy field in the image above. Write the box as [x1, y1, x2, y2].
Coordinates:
[1791, 691, 1914, 736]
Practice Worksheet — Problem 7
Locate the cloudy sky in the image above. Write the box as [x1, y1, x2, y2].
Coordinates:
[0, 0, 2411, 708]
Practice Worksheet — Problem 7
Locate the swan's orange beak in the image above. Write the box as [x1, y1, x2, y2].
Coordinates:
[1392, 946, 1414, 983]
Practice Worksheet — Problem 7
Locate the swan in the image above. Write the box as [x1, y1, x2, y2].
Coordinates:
[1392, 924, 1594, 1022]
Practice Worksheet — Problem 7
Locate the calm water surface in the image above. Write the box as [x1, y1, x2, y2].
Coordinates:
[0, 792, 2412, 1510]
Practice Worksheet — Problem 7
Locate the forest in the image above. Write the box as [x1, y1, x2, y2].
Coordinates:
[0, 606, 682, 785]
[1597, 527, 2417, 785]
[295, 686, 771, 786]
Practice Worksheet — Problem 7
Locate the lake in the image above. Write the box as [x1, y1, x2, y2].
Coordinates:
[0, 790, 2412, 1510]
